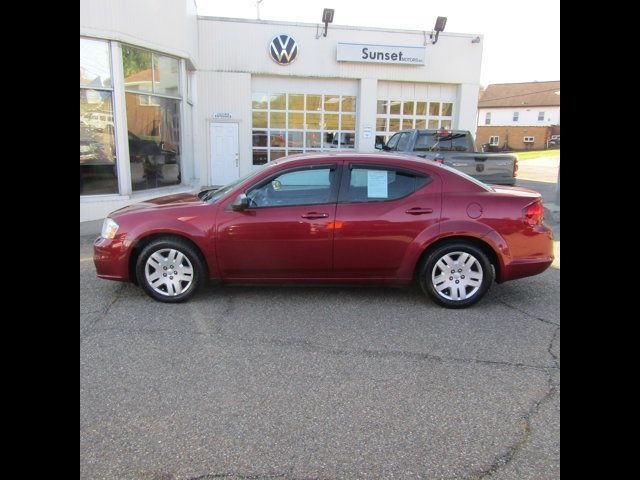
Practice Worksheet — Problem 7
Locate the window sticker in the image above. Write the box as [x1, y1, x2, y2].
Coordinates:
[367, 170, 388, 198]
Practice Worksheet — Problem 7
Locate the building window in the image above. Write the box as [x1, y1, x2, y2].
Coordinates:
[376, 92, 453, 143]
[80, 38, 118, 195]
[513, 111, 519, 122]
[251, 93, 356, 164]
[538, 111, 545, 121]
[489, 136, 499, 146]
[485, 112, 491, 125]
[122, 45, 182, 191]
[523, 136, 535, 143]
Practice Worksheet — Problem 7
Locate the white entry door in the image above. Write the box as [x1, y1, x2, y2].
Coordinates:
[210, 122, 239, 186]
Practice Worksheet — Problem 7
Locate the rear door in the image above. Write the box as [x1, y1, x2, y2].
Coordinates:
[333, 161, 442, 279]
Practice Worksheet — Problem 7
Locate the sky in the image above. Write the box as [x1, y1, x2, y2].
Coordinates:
[195, 0, 559, 87]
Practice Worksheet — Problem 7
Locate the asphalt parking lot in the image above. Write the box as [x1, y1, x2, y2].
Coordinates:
[81, 153, 560, 480]
[81, 228, 559, 478]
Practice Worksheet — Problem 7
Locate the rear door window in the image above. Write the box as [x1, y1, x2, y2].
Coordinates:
[415, 132, 471, 152]
[341, 165, 432, 203]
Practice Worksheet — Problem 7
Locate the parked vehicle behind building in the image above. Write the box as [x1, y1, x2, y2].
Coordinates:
[379, 129, 518, 186]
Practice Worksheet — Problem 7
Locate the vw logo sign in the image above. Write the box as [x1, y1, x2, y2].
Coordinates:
[269, 34, 298, 65]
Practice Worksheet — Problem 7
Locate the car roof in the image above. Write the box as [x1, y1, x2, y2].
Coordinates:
[269, 151, 441, 169]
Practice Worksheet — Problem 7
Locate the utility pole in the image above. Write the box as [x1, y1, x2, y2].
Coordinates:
[256, 0, 263, 20]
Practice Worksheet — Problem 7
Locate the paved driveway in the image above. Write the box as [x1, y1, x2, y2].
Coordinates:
[516, 156, 560, 204]
[81, 224, 559, 479]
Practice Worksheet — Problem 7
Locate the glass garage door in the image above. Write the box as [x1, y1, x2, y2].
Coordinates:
[251, 92, 356, 165]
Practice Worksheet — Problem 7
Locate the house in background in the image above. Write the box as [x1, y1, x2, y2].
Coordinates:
[476, 80, 559, 151]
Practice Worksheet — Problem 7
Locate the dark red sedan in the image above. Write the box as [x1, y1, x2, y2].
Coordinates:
[94, 152, 553, 308]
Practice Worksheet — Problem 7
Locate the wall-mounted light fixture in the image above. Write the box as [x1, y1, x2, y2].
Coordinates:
[471, 36, 481, 44]
[429, 16, 447, 44]
[322, 8, 334, 37]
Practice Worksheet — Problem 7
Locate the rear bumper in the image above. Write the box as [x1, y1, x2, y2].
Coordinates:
[93, 236, 130, 281]
[498, 224, 554, 282]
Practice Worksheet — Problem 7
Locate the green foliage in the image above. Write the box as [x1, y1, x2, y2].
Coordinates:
[122, 46, 151, 78]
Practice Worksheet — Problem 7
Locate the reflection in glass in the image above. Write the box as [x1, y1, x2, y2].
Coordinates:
[429, 102, 441, 116]
[288, 131, 303, 148]
[270, 130, 286, 147]
[415, 119, 427, 129]
[341, 114, 355, 130]
[252, 111, 267, 128]
[428, 119, 439, 129]
[122, 46, 153, 93]
[288, 112, 304, 129]
[390, 101, 401, 115]
[324, 114, 339, 129]
[441, 120, 452, 129]
[80, 38, 111, 88]
[415, 102, 427, 115]
[252, 93, 269, 109]
[252, 130, 268, 147]
[271, 150, 286, 161]
[389, 119, 401, 131]
[306, 94, 322, 111]
[253, 149, 268, 165]
[80, 90, 117, 194]
[288, 94, 304, 110]
[270, 112, 286, 129]
[270, 93, 286, 110]
[305, 113, 322, 129]
[403, 102, 415, 115]
[125, 93, 181, 191]
[403, 119, 413, 130]
[442, 103, 453, 116]
[324, 95, 340, 112]
[342, 96, 356, 112]
[153, 54, 180, 96]
[376, 117, 387, 131]
[377, 100, 388, 114]
[306, 131, 322, 148]
[340, 132, 355, 148]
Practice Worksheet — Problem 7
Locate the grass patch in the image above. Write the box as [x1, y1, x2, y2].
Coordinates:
[517, 149, 560, 161]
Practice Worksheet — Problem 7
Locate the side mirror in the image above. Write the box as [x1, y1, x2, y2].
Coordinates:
[381, 144, 390, 151]
[231, 193, 249, 211]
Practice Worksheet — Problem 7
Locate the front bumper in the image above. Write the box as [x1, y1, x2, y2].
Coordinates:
[93, 236, 130, 281]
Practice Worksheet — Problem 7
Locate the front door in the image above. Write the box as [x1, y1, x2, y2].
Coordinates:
[216, 163, 341, 279]
[210, 122, 239, 186]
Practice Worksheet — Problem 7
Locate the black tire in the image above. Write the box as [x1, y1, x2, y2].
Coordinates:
[419, 241, 494, 309]
[135, 237, 206, 303]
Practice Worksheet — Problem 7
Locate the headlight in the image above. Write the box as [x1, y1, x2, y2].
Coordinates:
[101, 218, 119, 239]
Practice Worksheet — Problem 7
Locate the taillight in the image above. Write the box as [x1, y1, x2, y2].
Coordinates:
[523, 201, 544, 226]
[513, 158, 518, 177]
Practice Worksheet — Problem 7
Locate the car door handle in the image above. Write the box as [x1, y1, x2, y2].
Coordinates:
[301, 212, 329, 219]
[405, 207, 433, 215]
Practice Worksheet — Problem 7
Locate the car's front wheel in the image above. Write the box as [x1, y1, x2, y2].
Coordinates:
[135, 237, 205, 303]
[419, 242, 494, 308]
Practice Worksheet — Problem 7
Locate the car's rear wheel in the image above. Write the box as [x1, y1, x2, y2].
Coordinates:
[135, 237, 205, 303]
[419, 242, 494, 308]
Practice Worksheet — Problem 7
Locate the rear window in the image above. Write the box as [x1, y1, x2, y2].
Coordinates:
[415, 132, 471, 152]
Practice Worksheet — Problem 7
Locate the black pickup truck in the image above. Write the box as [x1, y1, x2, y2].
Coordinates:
[378, 129, 518, 186]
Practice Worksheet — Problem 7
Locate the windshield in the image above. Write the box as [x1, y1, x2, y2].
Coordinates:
[436, 162, 495, 192]
[200, 162, 275, 203]
[415, 132, 471, 152]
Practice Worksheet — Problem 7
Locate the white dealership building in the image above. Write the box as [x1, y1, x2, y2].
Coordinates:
[80, 0, 484, 221]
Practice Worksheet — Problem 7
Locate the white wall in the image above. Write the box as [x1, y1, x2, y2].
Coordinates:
[80, 0, 198, 67]
[197, 17, 483, 85]
[478, 106, 560, 126]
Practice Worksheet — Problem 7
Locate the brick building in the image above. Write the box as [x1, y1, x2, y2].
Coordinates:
[476, 81, 559, 151]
